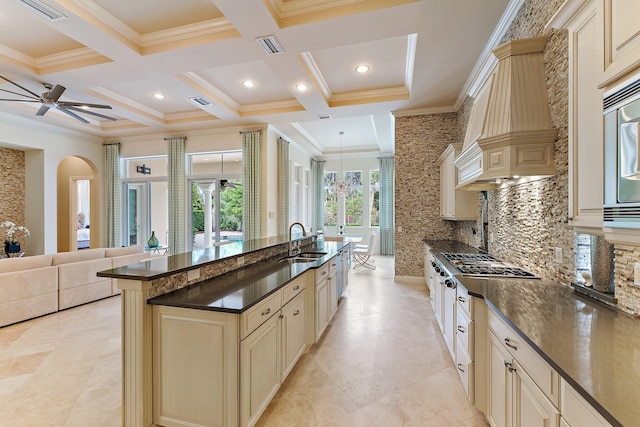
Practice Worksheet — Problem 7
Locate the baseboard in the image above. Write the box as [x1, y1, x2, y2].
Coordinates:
[394, 275, 425, 285]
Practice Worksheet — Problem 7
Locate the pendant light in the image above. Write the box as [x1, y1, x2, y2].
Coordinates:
[334, 131, 350, 195]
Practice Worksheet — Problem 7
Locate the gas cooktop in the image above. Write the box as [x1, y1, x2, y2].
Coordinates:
[440, 253, 538, 279]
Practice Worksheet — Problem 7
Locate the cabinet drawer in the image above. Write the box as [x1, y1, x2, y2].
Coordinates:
[456, 308, 474, 356]
[240, 291, 281, 339]
[282, 276, 306, 304]
[315, 263, 329, 283]
[455, 341, 474, 402]
[488, 309, 560, 407]
[561, 379, 612, 427]
[456, 285, 473, 318]
[327, 256, 338, 274]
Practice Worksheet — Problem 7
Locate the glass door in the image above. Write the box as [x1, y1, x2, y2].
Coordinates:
[124, 181, 168, 248]
[190, 178, 242, 250]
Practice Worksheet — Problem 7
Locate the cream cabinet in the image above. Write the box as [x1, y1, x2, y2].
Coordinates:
[600, 0, 640, 87]
[565, 0, 605, 231]
[438, 143, 478, 221]
[314, 255, 339, 342]
[281, 290, 307, 381]
[560, 379, 612, 427]
[442, 282, 457, 361]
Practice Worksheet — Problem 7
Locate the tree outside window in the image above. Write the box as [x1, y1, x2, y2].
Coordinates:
[370, 170, 379, 227]
[345, 171, 362, 227]
[323, 171, 337, 227]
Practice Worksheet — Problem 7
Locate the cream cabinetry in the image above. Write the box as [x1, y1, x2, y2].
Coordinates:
[442, 282, 457, 360]
[486, 308, 560, 427]
[438, 143, 477, 220]
[280, 291, 307, 381]
[600, 0, 640, 87]
[564, 0, 605, 231]
[314, 256, 339, 342]
[560, 379, 612, 427]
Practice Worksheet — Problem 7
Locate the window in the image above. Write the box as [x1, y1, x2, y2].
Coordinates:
[370, 169, 379, 227]
[344, 170, 362, 227]
[293, 164, 301, 221]
[323, 171, 337, 227]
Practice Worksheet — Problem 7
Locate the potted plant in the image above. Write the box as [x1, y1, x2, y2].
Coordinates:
[1, 221, 30, 256]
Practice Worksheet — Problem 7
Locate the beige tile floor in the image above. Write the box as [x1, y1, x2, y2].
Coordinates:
[0, 255, 487, 426]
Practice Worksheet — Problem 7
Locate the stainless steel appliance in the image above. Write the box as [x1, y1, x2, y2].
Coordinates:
[604, 73, 640, 227]
[440, 253, 537, 278]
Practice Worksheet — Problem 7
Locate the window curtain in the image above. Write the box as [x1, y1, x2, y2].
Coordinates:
[311, 159, 325, 232]
[104, 143, 121, 247]
[166, 136, 186, 254]
[379, 157, 395, 255]
[242, 130, 262, 241]
[278, 137, 290, 237]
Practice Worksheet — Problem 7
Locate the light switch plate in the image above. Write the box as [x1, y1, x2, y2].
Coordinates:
[554, 247, 562, 263]
[634, 263, 640, 286]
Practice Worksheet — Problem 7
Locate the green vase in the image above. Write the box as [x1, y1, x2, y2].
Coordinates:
[147, 231, 159, 248]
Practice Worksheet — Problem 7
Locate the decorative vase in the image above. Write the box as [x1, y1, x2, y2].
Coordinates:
[147, 231, 159, 248]
[5, 241, 20, 256]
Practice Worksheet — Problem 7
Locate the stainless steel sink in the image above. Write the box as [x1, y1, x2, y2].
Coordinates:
[296, 252, 327, 259]
[278, 252, 327, 263]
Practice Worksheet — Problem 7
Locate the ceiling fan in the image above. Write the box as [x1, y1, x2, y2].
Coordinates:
[0, 74, 116, 124]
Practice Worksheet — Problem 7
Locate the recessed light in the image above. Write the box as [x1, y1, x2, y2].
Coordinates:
[355, 65, 369, 73]
[153, 93, 165, 99]
[243, 80, 255, 88]
[296, 83, 308, 92]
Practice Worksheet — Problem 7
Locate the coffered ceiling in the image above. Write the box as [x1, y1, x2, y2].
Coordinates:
[0, 0, 511, 155]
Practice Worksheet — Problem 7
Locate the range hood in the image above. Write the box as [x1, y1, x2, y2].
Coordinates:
[454, 36, 558, 191]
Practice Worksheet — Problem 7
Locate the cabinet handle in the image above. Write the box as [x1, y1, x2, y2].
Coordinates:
[457, 296, 466, 303]
[457, 364, 465, 373]
[504, 338, 518, 351]
[457, 325, 465, 333]
[322, 271, 327, 276]
[261, 308, 271, 316]
[504, 361, 517, 373]
[293, 285, 300, 291]
[293, 309, 300, 316]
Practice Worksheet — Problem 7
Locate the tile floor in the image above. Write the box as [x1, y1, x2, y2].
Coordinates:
[0, 255, 487, 426]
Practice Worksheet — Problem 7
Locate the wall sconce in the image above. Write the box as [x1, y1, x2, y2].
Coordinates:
[136, 164, 151, 175]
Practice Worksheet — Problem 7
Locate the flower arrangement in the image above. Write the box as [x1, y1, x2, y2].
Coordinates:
[1, 221, 30, 245]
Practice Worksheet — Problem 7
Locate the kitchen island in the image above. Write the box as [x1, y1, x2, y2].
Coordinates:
[98, 234, 349, 427]
[426, 240, 636, 427]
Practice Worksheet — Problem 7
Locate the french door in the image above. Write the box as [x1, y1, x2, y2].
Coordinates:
[124, 181, 168, 247]
[190, 178, 242, 250]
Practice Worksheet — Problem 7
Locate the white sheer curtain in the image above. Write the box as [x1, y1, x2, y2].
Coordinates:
[166, 136, 186, 254]
[242, 130, 262, 241]
[311, 159, 325, 233]
[278, 137, 290, 237]
[104, 143, 121, 248]
[379, 157, 394, 255]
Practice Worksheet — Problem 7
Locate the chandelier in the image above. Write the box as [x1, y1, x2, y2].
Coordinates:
[334, 131, 350, 195]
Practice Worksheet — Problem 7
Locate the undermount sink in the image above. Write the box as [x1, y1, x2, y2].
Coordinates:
[278, 251, 327, 263]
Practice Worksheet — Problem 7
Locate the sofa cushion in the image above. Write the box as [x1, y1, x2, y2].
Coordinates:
[52, 248, 105, 266]
[0, 254, 53, 274]
[0, 266, 58, 301]
[57, 257, 113, 290]
[105, 245, 144, 258]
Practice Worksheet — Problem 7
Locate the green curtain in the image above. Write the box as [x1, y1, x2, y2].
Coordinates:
[379, 157, 395, 255]
[242, 130, 262, 241]
[311, 159, 325, 232]
[278, 137, 290, 237]
[166, 136, 186, 254]
[104, 143, 121, 248]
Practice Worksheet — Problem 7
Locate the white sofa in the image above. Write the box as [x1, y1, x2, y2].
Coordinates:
[0, 245, 150, 326]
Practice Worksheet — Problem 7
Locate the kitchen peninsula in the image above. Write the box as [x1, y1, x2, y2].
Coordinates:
[98, 233, 350, 427]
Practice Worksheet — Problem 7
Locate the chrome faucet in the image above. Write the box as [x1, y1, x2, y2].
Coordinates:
[288, 222, 307, 255]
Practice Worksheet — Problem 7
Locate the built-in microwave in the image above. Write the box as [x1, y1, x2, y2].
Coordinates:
[603, 74, 640, 228]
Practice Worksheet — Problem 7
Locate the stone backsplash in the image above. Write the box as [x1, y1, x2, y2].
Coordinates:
[0, 147, 26, 246]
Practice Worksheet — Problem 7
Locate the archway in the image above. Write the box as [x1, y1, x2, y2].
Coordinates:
[56, 156, 100, 252]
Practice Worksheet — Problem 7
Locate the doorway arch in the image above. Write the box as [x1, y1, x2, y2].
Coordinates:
[56, 156, 100, 252]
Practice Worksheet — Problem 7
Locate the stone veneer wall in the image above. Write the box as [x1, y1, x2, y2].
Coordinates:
[395, 114, 459, 277]
[613, 246, 640, 316]
[0, 147, 26, 246]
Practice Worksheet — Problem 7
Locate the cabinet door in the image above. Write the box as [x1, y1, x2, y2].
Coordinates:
[315, 279, 330, 341]
[443, 285, 457, 361]
[487, 332, 512, 427]
[567, 2, 604, 229]
[329, 270, 339, 318]
[281, 292, 306, 381]
[602, 0, 640, 85]
[241, 313, 280, 427]
[513, 360, 560, 427]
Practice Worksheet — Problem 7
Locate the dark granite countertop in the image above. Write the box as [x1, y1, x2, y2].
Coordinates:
[97, 232, 316, 281]
[425, 239, 636, 427]
[147, 240, 346, 313]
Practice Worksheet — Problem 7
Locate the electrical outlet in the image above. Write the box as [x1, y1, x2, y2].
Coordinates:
[187, 268, 200, 282]
[634, 263, 640, 286]
[237, 256, 245, 266]
[554, 247, 563, 263]
[397, 225, 402, 233]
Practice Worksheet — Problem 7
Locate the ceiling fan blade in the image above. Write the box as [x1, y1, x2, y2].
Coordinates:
[0, 98, 40, 102]
[0, 88, 40, 100]
[36, 104, 51, 116]
[56, 106, 90, 124]
[57, 101, 112, 109]
[66, 106, 117, 121]
[48, 84, 66, 102]
[0, 74, 43, 100]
